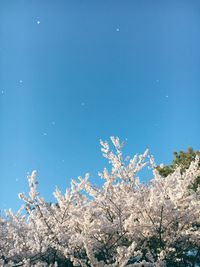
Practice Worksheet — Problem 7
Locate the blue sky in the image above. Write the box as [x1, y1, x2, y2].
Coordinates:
[0, 0, 199, 211]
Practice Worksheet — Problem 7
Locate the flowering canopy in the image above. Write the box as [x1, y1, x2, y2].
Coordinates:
[0, 137, 200, 267]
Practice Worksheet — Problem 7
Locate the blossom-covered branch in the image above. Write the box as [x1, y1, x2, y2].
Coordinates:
[0, 137, 199, 267]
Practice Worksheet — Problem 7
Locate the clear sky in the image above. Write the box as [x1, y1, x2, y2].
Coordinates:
[0, 0, 199, 211]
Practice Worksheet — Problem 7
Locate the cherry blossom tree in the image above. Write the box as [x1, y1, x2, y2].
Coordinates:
[0, 137, 199, 267]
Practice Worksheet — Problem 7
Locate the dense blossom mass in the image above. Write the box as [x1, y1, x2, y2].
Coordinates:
[0, 137, 200, 267]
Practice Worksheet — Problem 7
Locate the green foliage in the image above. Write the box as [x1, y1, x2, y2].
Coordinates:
[157, 147, 200, 191]
[173, 147, 200, 173]
[156, 165, 174, 178]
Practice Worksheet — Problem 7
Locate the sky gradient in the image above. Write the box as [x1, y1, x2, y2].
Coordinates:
[0, 0, 200, 211]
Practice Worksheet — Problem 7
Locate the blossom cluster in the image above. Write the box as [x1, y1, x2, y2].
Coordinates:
[0, 137, 199, 267]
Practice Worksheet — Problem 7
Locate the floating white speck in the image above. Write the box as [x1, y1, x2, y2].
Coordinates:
[1, 90, 4, 94]
[51, 121, 55, 126]
[37, 20, 41, 24]
[116, 28, 120, 32]
[19, 80, 23, 83]
[43, 132, 47, 136]
[165, 95, 169, 98]
[16, 178, 19, 182]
